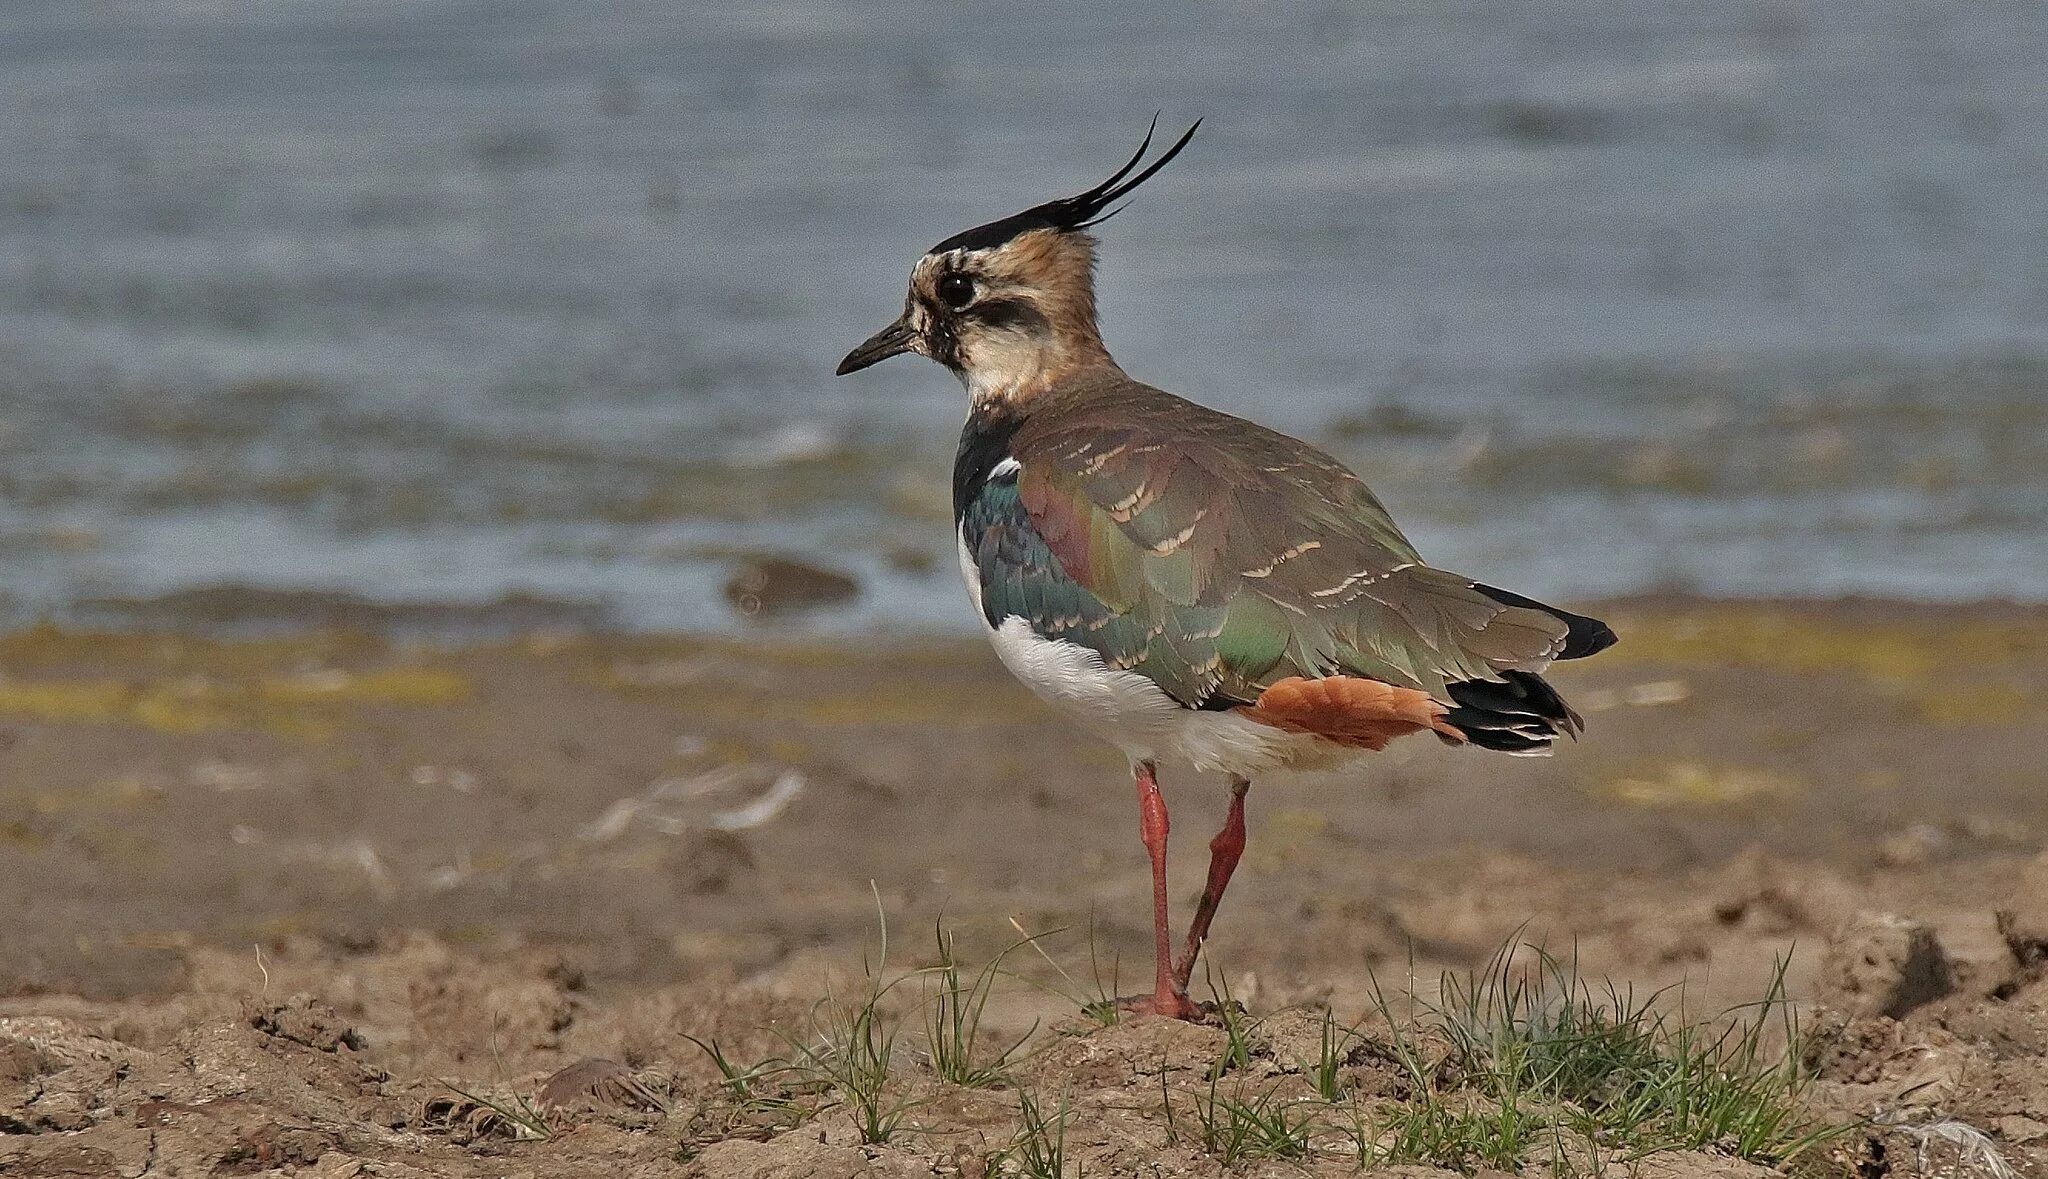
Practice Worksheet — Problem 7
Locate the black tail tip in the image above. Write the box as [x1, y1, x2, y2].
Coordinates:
[1472, 583, 1617, 661]
[1564, 615, 1619, 660]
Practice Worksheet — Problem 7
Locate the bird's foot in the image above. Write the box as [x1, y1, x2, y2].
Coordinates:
[1100, 989, 1204, 1023]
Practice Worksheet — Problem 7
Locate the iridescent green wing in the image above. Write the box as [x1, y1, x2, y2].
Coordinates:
[1005, 384, 1574, 706]
[959, 456, 1161, 676]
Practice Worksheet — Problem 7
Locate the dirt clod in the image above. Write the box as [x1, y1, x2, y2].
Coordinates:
[248, 994, 367, 1053]
[1820, 911, 1955, 1018]
[1995, 850, 2048, 969]
[1998, 1115, 2048, 1144]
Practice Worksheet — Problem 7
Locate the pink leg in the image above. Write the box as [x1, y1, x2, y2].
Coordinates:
[1173, 775, 1250, 991]
[1127, 760, 1197, 1020]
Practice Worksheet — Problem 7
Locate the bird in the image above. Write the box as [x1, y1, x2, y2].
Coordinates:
[835, 119, 1617, 1021]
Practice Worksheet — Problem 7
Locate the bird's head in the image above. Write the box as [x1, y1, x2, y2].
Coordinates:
[836, 119, 1199, 405]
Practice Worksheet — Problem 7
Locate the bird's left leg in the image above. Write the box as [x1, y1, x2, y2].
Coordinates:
[1172, 774, 1250, 992]
[1122, 759, 1198, 1020]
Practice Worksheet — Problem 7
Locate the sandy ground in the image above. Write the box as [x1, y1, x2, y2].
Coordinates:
[3, 597, 2048, 1177]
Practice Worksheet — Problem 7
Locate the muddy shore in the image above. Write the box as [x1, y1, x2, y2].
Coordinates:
[4, 596, 2048, 1177]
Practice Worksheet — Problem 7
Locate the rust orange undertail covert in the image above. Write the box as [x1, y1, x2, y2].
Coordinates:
[1243, 675, 1466, 751]
[834, 118, 1618, 1022]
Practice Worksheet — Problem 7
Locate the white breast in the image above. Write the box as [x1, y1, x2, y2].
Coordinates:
[956, 531, 1343, 778]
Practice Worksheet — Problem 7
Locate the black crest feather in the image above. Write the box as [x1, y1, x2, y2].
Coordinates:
[929, 115, 1201, 255]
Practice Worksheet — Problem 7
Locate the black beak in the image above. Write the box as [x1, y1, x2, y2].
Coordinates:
[835, 317, 916, 376]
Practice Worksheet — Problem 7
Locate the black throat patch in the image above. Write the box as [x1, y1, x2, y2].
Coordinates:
[952, 407, 1025, 520]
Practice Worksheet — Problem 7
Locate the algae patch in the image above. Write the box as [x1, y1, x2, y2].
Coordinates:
[1603, 606, 2048, 727]
[0, 679, 128, 724]
[1916, 682, 2032, 727]
[259, 667, 472, 706]
[1598, 761, 1803, 808]
[1603, 607, 2048, 682]
[0, 636, 473, 739]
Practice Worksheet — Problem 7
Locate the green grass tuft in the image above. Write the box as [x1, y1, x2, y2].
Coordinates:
[680, 1033, 817, 1133]
[1303, 1009, 1371, 1102]
[1188, 1073, 1319, 1165]
[686, 892, 921, 1145]
[1202, 967, 1258, 1079]
[921, 924, 1040, 1087]
[773, 906, 922, 1145]
[999, 1084, 1080, 1179]
[1355, 944, 1850, 1172]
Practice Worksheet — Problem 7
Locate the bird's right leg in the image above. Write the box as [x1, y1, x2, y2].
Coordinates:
[1173, 774, 1250, 991]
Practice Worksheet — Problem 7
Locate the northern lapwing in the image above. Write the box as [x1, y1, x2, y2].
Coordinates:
[836, 120, 1617, 1020]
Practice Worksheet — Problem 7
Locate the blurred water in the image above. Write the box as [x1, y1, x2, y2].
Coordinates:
[0, 0, 2043, 633]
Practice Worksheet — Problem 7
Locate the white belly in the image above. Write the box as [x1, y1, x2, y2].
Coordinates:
[958, 533, 1343, 778]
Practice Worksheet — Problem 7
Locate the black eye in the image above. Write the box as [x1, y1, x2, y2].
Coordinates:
[936, 273, 975, 309]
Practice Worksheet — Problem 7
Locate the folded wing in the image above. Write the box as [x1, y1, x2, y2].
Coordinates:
[955, 376, 1617, 761]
